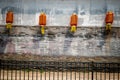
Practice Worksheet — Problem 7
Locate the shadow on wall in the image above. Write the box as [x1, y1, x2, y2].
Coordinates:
[0, 36, 15, 54]
[63, 27, 74, 55]
[0, 36, 7, 54]
[0, 29, 15, 54]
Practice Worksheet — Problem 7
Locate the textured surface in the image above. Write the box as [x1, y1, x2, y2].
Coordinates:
[0, 26, 120, 56]
[0, 0, 120, 26]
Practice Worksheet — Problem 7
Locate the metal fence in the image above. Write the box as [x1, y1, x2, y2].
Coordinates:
[0, 59, 120, 80]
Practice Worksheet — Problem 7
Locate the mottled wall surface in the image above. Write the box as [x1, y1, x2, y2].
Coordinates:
[0, 26, 120, 56]
[0, 0, 120, 26]
[0, 0, 120, 56]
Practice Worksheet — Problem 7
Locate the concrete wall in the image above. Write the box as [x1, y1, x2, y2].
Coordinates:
[0, 26, 120, 56]
[0, 0, 120, 26]
[0, 0, 120, 57]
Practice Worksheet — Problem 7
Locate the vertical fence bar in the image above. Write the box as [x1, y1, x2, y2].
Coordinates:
[0, 60, 1, 80]
[117, 64, 120, 80]
[88, 63, 89, 80]
[70, 62, 72, 80]
[57, 62, 59, 80]
[24, 61, 25, 80]
[7, 60, 9, 80]
[45, 61, 46, 80]
[79, 62, 81, 80]
[40, 62, 41, 80]
[66, 62, 67, 80]
[3, 60, 4, 80]
[109, 63, 110, 80]
[118, 64, 119, 80]
[19, 61, 21, 80]
[113, 63, 115, 80]
[83, 63, 85, 80]
[28, 61, 29, 80]
[36, 61, 38, 80]
[105, 63, 106, 80]
[75, 62, 76, 80]
[11, 61, 13, 80]
[53, 65, 55, 80]
[96, 63, 97, 80]
[32, 61, 33, 80]
[62, 62, 63, 80]
[91, 62, 94, 80]
[49, 65, 50, 80]
[15, 61, 17, 80]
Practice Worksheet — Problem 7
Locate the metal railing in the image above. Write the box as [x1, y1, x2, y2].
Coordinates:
[0, 59, 120, 80]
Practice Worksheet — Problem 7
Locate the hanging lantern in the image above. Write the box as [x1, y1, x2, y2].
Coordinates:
[39, 13, 46, 35]
[105, 11, 114, 31]
[6, 11, 13, 23]
[70, 13, 78, 33]
[39, 12, 46, 26]
[6, 11, 14, 29]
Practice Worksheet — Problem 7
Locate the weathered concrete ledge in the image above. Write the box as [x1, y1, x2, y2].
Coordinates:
[0, 54, 120, 62]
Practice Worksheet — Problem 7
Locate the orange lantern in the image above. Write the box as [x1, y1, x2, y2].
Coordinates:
[39, 13, 46, 26]
[105, 11, 114, 24]
[70, 13, 78, 33]
[70, 13, 78, 26]
[6, 11, 14, 30]
[105, 11, 114, 31]
[39, 13, 46, 35]
[6, 11, 13, 23]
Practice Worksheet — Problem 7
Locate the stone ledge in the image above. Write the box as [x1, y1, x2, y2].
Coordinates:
[0, 54, 120, 63]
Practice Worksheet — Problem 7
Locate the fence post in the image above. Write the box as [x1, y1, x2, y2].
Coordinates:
[91, 61, 94, 80]
[0, 59, 1, 80]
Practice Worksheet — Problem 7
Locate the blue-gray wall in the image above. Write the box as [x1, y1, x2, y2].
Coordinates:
[0, 0, 120, 26]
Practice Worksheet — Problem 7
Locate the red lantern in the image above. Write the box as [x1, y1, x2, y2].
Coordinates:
[105, 11, 114, 24]
[6, 11, 13, 23]
[70, 13, 78, 26]
[39, 13, 46, 26]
